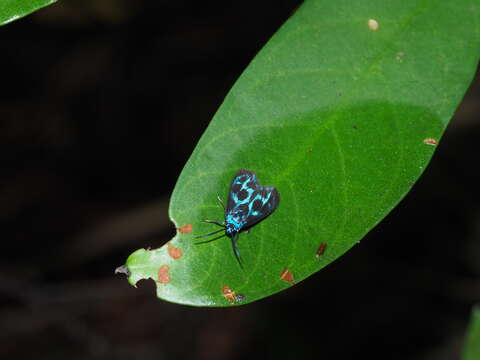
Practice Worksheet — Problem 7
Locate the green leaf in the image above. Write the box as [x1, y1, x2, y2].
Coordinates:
[0, 0, 56, 26]
[123, 0, 480, 306]
[463, 306, 480, 360]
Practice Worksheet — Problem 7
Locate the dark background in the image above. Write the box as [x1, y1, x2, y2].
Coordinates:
[1, 1, 479, 359]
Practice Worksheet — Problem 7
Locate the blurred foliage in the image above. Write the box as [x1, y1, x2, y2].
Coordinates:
[463, 306, 480, 360]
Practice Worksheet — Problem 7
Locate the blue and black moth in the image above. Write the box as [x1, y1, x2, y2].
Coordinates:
[196, 169, 280, 268]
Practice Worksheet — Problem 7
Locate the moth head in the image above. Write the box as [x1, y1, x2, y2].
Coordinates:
[225, 222, 238, 236]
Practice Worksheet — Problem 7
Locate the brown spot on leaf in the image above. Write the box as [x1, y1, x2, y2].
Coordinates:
[280, 268, 295, 284]
[316, 242, 328, 257]
[423, 138, 438, 146]
[178, 224, 192, 234]
[307, 148, 313, 152]
[157, 265, 170, 284]
[167, 242, 183, 259]
[222, 285, 236, 304]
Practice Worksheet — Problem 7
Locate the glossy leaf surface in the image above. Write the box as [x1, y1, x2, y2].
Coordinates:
[124, 0, 480, 306]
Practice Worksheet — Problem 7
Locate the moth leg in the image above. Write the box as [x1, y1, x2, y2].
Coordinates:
[202, 219, 225, 227]
[216, 195, 226, 211]
[195, 228, 224, 239]
[195, 233, 226, 244]
[231, 232, 244, 269]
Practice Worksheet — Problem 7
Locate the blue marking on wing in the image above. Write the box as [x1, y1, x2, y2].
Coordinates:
[225, 169, 280, 232]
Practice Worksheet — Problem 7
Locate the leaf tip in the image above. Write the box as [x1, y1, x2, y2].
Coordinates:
[114, 264, 130, 276]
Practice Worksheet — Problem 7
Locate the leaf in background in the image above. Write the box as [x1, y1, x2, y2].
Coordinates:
[0, 0, 56, 26]
[463, 306, 480, 360]
[123, 0, 480, 306]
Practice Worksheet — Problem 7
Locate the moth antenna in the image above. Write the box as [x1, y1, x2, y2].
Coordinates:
[202, 219, 225, 227]
[195, 228, 224, 239]
[231, 233, 244, 269]
[216, 195, 226, 211]
[195, 233, 226, 245]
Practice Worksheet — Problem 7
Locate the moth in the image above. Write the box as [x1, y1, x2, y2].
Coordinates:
[196, 169, 280, 267]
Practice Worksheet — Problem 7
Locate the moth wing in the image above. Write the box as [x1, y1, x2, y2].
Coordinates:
[242, 186, 280, 228]
[226, 169, 258, 214]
